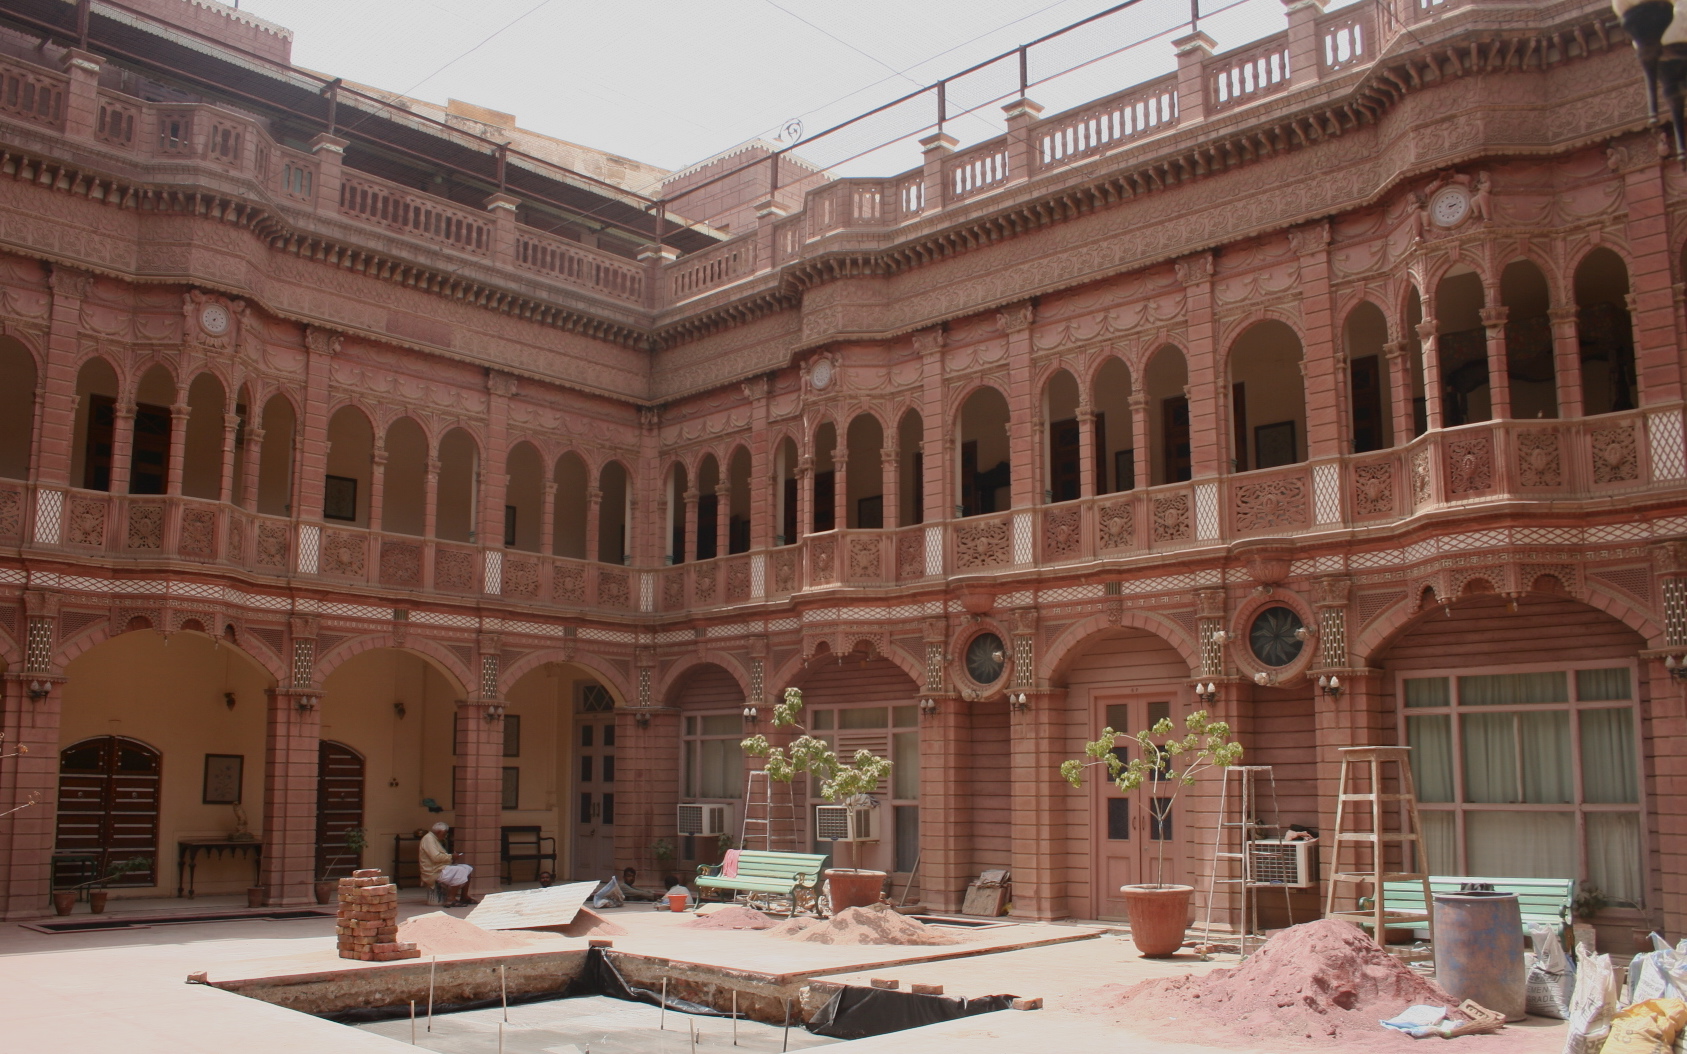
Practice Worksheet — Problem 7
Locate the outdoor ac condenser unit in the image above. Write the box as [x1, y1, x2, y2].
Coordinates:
[1246, 838, 1317, 888]
[677, 802, 730, 837]
[814, 805, 876, 843]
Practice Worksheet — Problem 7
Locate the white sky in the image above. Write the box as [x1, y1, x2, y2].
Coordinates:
[233, 0, 1353, 191]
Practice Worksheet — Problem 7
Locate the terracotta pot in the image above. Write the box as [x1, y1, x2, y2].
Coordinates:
[313, 881, 336, 905]
[88, 890, 108, 914]
[1120, 884, 1194, 957]
[52, 891, 76, 916]
[246, 886, 267, 909]
[826, 869, 887, 913]
[666, 892, 689, 912]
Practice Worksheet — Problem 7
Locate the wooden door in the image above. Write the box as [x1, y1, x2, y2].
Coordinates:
[315, 741, 364, 880]
[129, 402, 172, 496]
[1350, 355, 1386, 453]
[55, 736, 160, 887]
[571, 687, 617, 879]
[1048, 418, 1080, 503]
[1092, 699, 1181, 920]
[1161, 396, 1191, 483]
[83, 395, 115, 491]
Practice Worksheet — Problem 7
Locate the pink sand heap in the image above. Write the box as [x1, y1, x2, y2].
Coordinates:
[396, 911, 542, 955]
[1077, 919, 1455, 1046]
[768, 902, 960, 946]
[682, 905, 777, 930]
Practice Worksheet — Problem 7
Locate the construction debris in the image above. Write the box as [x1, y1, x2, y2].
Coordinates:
[768, 903, 961, 946]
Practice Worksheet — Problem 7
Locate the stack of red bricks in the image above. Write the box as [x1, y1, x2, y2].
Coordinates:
[336, 868, 418, 961]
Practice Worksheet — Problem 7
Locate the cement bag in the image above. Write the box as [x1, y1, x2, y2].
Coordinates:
[1601, 999, 1687, 1054]
[1627, 938, 1687, 1006]
[1528, 924, 1576, 1019]
[1564, 946, 1620, 1054]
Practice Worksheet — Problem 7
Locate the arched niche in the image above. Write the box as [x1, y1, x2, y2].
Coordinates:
[1227, 321, 1306, 470]
[958, 387, 1010, 516]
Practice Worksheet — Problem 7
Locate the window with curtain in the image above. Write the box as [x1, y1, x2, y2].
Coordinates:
[682, 713, 744, 800]
[806, 703, 920, 868]
[1401, 666, 1643, 906]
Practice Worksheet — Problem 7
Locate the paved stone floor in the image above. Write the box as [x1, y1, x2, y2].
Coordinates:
[0, 892, 1572, 1054]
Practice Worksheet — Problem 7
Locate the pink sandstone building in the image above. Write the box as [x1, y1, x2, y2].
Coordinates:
[0, 0, 1680, 946]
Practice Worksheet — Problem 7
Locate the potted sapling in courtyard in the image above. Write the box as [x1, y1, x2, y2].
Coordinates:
[58, 856, 151, 915]
[743, 687, 893, 912]
[1061, 709, 1242, 956]
[313, 827, 366, 904]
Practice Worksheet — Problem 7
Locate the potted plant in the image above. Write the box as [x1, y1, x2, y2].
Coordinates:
[743, 687, 893, 912]
[59, 856, 150, 915]
[1061, 709, 1242, 956]
[313, 827, 367, 904]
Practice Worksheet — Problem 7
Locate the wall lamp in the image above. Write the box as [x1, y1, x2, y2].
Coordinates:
[295, 697, 317, 712]
[26, 680, 52, 701]
[635, 710, 652, 730]
[1192, 681, 1217, 704]
[1665, 655, 1687, 683]
[741, 705, 761, 726]
[1318, 675, 1343, 698]
[1253, 671, 1277, 687]
[393, 700, 407, 720]
[1008, 692, 1030, 712]
[1208, 630, 1230, 645]
[918, 697, 939, 717]
[1294, 627, 1312, 642]
[483, 703, 506, 722]
[224, 692, 236, 711]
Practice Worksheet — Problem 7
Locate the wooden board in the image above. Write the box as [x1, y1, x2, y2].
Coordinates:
[465, 880, 598, 931]
[962, 882, 1009, 917]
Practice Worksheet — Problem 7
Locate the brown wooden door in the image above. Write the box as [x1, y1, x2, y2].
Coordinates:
[1092, 699, 1180, 920]
[1161, 396, 1191, 483]
[1350, 354, 1386, 453]
[315, 741, 364, 880]
[55, 736, 161, 887]
[1048, 418, 1080, 503]
[129, 402, 172, 496]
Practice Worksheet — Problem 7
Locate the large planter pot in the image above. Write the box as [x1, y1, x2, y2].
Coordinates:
[313, 881, 336, 905]
[88, 890, 108, 914]
[825, 869, 887, 913]
[1120, 884, 1193, 957]
[52, 891, 76, 916]
[246, 886, 267, 909]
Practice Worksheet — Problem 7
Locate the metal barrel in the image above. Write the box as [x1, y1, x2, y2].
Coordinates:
[1431, 891, 1527, 1021]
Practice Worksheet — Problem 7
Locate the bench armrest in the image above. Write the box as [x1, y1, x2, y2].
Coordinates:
[697, 864, 724, 879]
[1357, 895, 1374, 910]
[791, 871, 818, 889]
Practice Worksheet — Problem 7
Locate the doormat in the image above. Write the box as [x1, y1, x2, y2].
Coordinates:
[21, 908, 333, 934]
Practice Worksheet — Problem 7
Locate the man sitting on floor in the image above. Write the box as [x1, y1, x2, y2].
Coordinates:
[419, 822, 476, 906]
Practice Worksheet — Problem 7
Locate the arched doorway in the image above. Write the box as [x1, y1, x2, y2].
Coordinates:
[315, 741, 365, 880]
[55, 736, 162, 889]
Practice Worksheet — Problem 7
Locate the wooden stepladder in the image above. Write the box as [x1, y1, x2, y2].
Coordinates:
[1323, 746, 1436, 965]
[740, 769, 798, 852]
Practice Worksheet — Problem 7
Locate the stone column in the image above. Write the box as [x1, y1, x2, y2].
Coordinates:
[584, 486, 604, 564]
[1076, 405, 1097, 498]
[1282, 0, 1328, 85]
[218, 411, 240, 503]
[680, 487, 698, 563]
[308, 134, 348, 216]
[1177, 253, 1221, 476]
[744, 377, 773, 550]
[1618, 156, 1684, 405]
[1007, 690, 1070, 920]
[37, 268, 94, 489]
[0, 594, 65, 920]
[261, 619, 323, 906]
[1417, 319, 1444, 431]
[1172, 32, 1215, 123]
[999, 303, 1036, 510]
[539, 481, 556, 557]
[165, 399, 189, 496]
[422, 458, 442, 539]
[366, 444, 387, 535]
[1294, 222, 1341, 458]
[1481, 305, 1511, 420]
[1001, 98, 1044, 185]
[915, 619, 965, 910]
[295, 328, 340, 521]
[481, 373, 515, 548]
[915, 328, 948, 537]
[880, 446, 900, 529]
[109, 401, 136, 494]
[793, 460, 813, 541]
[454, 643, 505, 898]
[1548, 306, 1584, 419]
[1130, 393, 1150, 490]
[241, 425, 265, 508]
[832, 444, 850, 531]
[919, 133, 957, 212]
[715, 482, 731, 556]
[57, 49, 102, 141]
[1384, 341, 1414, 444]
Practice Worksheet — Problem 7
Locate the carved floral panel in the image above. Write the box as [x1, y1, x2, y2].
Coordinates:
[810, 537, 836, 582]
[66, 497, 107, 547]
[126, 503, 164, 550]
[320, 529, 365, 576]
[380, 541, 421, 585]
[1044, 506, 1081, 560]
[695, 564, 717, 604]
[0, 488, 20, 538]
[1515, 429, 1563, 487]
[955, 518, 1010, 569]
[1410, 449, 1432, 506]
[554, 563, 587, 602]
[178, 508, 217, 559]
[1098, 500, 1134, 550]
[434, 548, 477, 592]
[773, 550, 796, 593]
[1233, 476, 1308, 533]
[598, 570, 629, 608]
[256, 523, 288, 568]
[896, 531, 923, 579]
[1590, 425, 1639, 484]
[726, 560, 750, 601]
[1152, 494, 1190, 543]
[848, 536, 881, 580]
[1352, 461, 1395, 517]
[503, 558, 539, 597]
[663, 569, 684, 609]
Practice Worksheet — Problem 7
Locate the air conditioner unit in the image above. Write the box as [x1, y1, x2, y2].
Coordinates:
[677, 802, 730, 837]
[815, 805, 876, 843]
[1246, 838, 1317, 888]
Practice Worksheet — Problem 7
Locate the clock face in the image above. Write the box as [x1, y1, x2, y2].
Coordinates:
[1430, 188, 1469, 228]
[964, 632, 1006, 686]
[809, 359, 833, 390]
[200, 303, 230, 335]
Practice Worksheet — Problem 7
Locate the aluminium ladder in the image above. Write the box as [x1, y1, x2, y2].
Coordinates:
[739, 768, 798, 852]
[1323, 745, 1436, 965]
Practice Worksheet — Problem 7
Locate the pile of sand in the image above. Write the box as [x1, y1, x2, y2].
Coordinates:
[682, 905, 776, 930]
[396, 912, 544, 955]
[768, 903, 960, 946]
[1072, 919, 1457, 1047]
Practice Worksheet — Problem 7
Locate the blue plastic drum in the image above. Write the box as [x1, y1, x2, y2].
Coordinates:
[1431, 890, 1527, 1021]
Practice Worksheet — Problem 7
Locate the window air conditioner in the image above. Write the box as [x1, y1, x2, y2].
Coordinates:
[1246, 838, 1317, 888]
[677, 802, 730, 837]
[814, 804, 876, 843]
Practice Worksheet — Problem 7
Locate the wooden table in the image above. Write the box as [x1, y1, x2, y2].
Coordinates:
[176, 839, 263, 898]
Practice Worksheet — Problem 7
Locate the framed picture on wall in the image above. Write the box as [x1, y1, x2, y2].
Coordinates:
[324, 474, 358, 521]
[503, 714, 521, 758]
[202, 754, 243, 805]
[1255, 421, 1297, 470]
[502, 767, 520, 810]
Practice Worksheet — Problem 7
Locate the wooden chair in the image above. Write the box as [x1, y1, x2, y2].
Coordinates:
[500, 825, 556, 884]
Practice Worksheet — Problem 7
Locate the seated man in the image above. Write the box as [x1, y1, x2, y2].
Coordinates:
[419, 822, 476, 906]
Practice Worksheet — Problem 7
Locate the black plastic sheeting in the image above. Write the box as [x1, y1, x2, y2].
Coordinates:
[560, 947, 733, 1017]
[807, 986, 1017, 1040]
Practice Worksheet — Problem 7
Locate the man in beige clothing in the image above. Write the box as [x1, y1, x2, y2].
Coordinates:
[419, 821, 475, 906]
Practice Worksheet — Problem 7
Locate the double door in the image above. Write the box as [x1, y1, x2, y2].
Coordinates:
[571, 716, 616, 879]
[1091, 697, 1185, 921]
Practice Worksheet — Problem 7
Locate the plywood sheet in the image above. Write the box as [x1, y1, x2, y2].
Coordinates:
[465, 880, 598, 931]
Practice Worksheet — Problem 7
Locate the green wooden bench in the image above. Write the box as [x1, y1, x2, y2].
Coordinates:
[697, 850, 830, 915]
[1371, 876, 1575, 939]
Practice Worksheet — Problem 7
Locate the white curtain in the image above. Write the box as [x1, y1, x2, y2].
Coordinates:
[1405, 677, 1450, 709]
[892, 730, 920, 800]
[1580, 707, 1638, 804]
[1408, 715, 1455, 802]
[1467, 811, 1575, 880]
[698, 738, 742, 799]
[1458, 671, 1568, 706]
[1575, 667, 1631, 702]
[1420, 810, 1458, 875]
[1586, 812, 1643, 906]
[1520, 711, 1573, 804]
[1462, 713, 1517, 803]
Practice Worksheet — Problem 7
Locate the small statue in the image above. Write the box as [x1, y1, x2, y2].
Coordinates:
[229, 804, 255, 841]
[1470, 172, 1492, 222]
